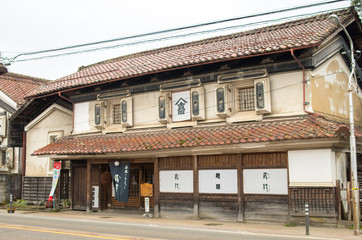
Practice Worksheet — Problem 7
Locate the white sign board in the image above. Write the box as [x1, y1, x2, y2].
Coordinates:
[243, 169, 288, 195]
[160, 170, 193, 193]
[172, 90, 191, 122]
[199, 169, 237, 194]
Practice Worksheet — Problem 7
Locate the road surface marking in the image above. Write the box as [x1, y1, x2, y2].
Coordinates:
[0, 224, 130, 240]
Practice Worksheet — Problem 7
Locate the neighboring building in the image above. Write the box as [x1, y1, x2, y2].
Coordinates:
[0, 72, 47, 204]
[10, 8, 362, 222]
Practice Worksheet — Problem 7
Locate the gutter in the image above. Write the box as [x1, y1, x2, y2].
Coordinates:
[290, 49, 311, 114]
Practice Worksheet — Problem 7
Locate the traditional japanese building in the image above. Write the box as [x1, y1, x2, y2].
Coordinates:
[10, 8, 362, 223]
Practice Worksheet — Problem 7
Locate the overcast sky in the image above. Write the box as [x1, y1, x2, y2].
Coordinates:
[0, 0, 350, 80]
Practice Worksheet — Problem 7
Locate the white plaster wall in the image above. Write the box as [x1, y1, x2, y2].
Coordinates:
[74, 102, 90, 132]
[133, 91, 163, 127]
[288, 149, 336, 186]
[269, 71, 304, 115]
[26, 108, 72, 176]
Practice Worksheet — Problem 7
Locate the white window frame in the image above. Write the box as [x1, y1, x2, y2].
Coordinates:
[47, 131, 63, 173]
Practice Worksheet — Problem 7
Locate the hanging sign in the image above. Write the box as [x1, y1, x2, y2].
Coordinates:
[172, 90, 191, 122]
[48, 161, 61, 201]
[109, 163, 130, 202]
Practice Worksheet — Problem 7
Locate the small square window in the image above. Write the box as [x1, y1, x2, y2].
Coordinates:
[239, 87, 255, 112]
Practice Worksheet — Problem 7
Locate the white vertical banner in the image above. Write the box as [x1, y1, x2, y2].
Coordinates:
[172, 90, 191, 122]
[48, 161, 61, 201]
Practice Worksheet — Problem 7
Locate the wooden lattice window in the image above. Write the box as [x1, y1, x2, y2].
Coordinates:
[239, 87, 255, 112]
[129, 168, 139, 198]
[113, 104, 121, 124]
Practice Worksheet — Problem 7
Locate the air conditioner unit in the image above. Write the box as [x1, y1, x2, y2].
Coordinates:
[191, 87, 205, 120]
[94, 101, 105, 129]
[254, 78, 271, 114]
[215, 84, 231, 118]
[158, 93, 170, 123]
[121, 97, 133, 127]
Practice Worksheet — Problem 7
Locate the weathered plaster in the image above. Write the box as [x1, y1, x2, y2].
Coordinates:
[311, 54, 362, 122]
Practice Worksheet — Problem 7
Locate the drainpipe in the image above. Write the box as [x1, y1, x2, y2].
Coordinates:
[290, 49, 309, 113]
[58, 92, 74, 133]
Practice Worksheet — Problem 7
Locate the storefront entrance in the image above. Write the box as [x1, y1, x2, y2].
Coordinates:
[111, 164, 154, 209]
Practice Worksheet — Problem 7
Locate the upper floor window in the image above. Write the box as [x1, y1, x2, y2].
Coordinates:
[158, 79, 205, 124]
[239, 87, 255, 112]
[113, 104, 121, 124]
[93, 90, 133, 131]
[216, 69, 271, 118]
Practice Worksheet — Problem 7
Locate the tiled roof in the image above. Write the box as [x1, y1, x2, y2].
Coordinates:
[0, 72, 48, 105]
[32, 114, 362, 156]
[29, 8, 356, 98]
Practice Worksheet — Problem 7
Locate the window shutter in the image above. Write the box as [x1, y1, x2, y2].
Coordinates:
[254, 78, 271, 114]
[121, 97, 133, 127]
[158, 93, 170, 123]
[215, 85, 231, 118]
[191, 87, 205, 120]
[94, 102, 105, 129]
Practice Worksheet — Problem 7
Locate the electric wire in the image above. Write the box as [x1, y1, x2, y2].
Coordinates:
[0, 0, 348, 64]
[10, 7, 347, 64]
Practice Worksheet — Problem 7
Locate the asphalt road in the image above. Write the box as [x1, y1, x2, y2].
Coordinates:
[0, 213, 345, 240]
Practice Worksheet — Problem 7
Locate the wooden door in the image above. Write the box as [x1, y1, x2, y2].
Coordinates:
[72, 166, 87, 210]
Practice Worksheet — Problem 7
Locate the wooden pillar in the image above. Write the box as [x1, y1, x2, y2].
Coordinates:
[193, 155, 199, 219]
[86, 160, 91, 213]
[154, 158, 160, 217]
[237, 154, 244, 222]
[70, 161, 73, 209]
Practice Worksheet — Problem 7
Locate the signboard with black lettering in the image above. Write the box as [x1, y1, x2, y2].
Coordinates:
[109, 163, 130, 202]
[160, 170, 193, 193]
[243, 169, 288, 195]
[172, 90, 191, 122]
[199, 169, 237, 194]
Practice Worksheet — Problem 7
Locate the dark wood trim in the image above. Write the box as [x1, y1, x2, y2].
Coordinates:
[237, 154, 244, 222]
[154, 158, 160, 217]
[193, 155, 199, 219]
[86, 160, 91, 212]
[70, 161, 73, 209]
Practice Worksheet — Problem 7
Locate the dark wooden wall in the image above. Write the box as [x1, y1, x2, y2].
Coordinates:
[198, 154, 238, 220]
[159, 156, 194, 218]
[242, 152, 289, 221]
[157, 153, 290, 221]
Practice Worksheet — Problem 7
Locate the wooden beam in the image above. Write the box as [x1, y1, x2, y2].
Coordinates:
[237, 154, 244, 222]
[193, 155, 199, 219]
[86, 160, 91, 212]
[154, 158, 160, 217]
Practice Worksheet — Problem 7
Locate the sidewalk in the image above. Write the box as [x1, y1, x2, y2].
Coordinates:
[2, 208, 361, 240]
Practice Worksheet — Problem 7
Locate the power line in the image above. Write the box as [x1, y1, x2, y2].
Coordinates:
[13, 8, 344, 63]
[1, 0, 348, 64]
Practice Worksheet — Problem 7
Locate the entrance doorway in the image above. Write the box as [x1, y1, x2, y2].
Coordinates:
[110, 164, 154, 209]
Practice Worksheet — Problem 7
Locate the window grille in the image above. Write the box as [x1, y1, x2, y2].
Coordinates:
[113, 104, 121, 124]
[239, 87, 255, 112]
